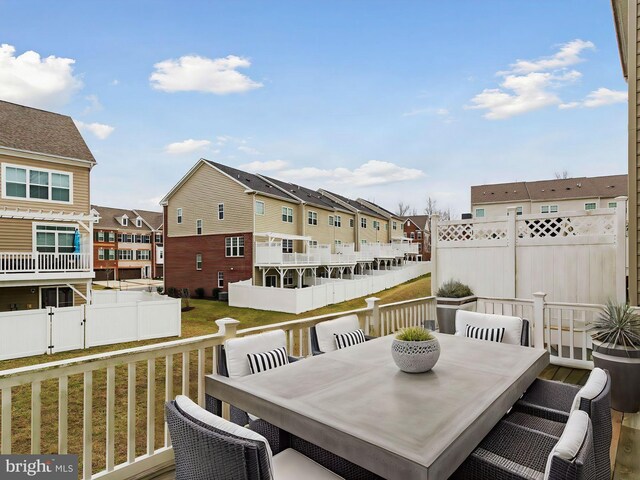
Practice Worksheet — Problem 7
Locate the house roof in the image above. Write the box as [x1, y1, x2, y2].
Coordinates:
[0, 100, 96, 163]
[402, 215, 430, 230]
[205, 160, 298, 202]
[133, 209, 164, 230]
[357, 198, 401, 219]
[92, 205, 152, 232]
[611, 0, 628, 78]
[471, 175, 628, 205]
[319, 189, 386, 218]
[261, 175, 346, 211]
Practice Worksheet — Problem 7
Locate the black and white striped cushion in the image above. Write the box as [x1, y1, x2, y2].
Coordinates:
[334, 329, 366, 350]
[247, 347, 289, 374]
[465, 324, 505, 343]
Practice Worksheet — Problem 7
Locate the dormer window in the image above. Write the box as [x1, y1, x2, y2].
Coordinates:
[122, 217, 128, 227]
[136, 217, 142, 228]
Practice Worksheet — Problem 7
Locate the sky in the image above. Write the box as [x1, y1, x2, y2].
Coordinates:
[0, 0, 628, 216]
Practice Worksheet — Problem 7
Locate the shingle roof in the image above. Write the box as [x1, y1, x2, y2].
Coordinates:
[402, 215, 430, 230]
[133, 209, 164, 230]
[92, 205, 152, 232]
[261, 175, 343, 211]
[0, 100, 96, 163]
[471, 175, 628, 205]
[205, 160, 298, 202]
[320, 190, 386, 218]
[357, 198, 399, 218]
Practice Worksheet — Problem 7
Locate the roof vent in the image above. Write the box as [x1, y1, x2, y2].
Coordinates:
[551, 188, 556, 192]
[577, 183, 582, 187]
[566, 187, 571, 190]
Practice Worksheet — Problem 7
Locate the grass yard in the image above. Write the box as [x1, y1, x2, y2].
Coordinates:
[0, 274, 430, 477]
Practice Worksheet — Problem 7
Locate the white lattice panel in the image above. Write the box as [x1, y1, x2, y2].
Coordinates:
[438, 223, 507, 242]
[516, 215, 615, 239]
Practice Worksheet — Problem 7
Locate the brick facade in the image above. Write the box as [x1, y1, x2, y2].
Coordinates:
[164, 231, 254, 294]
[403, 220, 430, 261]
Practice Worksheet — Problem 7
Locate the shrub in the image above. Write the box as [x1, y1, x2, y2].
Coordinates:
[195, 287, 205, 299]
[156, 286, 164, 295]
[396, 327, 434, 342]
[436, 279, 474, 298]
[166, 287, 177, 297]
[212, 288, 221, 300]
[179, 288, 191, 308]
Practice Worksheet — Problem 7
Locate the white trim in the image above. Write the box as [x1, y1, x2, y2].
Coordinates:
[0, 208, 96, 222]
[217, 271, 224, 288]
[176, 208, 183, 224]
[195, 253, 203, 270]
[32, 221, 80, 254]
[0, 145, 95, 167]
[196, 219, 203, 235]
[218, 203, 224, 220]
[584, 202, 597, 211]
[255, 200, 265, 216]
[2, 162, 74, 205]
[307, 210, 318, 226]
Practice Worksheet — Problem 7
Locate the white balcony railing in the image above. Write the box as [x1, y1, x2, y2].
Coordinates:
[0, 252, 91, 274]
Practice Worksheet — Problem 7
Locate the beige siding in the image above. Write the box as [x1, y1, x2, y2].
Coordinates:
[167, 163, 253, 237]
[472, 197, 623, 219]
[0, 219, 33, 251]
[0, 154, 91, 213]
[305, 206, 339, 247]
[254, 195, 300, 236]
[334, 212, 356, 246]
[0, 286, 38, 311]
[358, 214, 388, 244]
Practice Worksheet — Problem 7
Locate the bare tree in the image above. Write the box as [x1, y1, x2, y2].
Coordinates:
[424, 197, 451, 221]
[396, 201, 411, 216]
[554, 170, 570, 179]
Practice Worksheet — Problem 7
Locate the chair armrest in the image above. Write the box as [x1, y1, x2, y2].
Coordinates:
[311, 349, 325, 356]
[288, 355, 303, 363]
[364, 335, 376, 341]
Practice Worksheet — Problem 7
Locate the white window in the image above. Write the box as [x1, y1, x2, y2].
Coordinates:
[608, 202, 617, 208]
[309, 240, 318, 247]
[282, 207, 293, 223]
[335, 215, 342, 227]
[334, 240, 342, 246]
[349, 218, 354, 228]
[417, 231, 422, 239]
[118, 250, 133, 260]
[122, 217, 129, 227]
[373, 220, 380, 230]
[97, 231, 105, 242]
[266, 275, 277, 287]
[256, 201, 265, 215]
[284, 271, 294, 287]
[225, 237, 245, 257]
[541, 205, 558, 214]
[360, 239, 367, 245]
[218, 203, 224, 220]
[516, 207, 523, 215]
[196, 253, 203, 270]
[2, 164, 72, 203]
[108, 232, 115, 242]
[585, 202, 597, 211]
[393, 221, 397, 230]
[158, 249, 163, 260]
[475, 208, 485, 218]
[108, 249, 116, 260]
[98, 248, 105, 260]
[308, 211, 318, 225]
[176, 208, 183, 224]
[218, 271, 224, 288]
[140, 250, 151, 260]
[282, 239, 293, 253]
[196, 219, 203, 235]
[361, 217, 367, 228]
[328, 215, 334, 226]
[410, 232, 415, 239]
[35, 225, 76, 253]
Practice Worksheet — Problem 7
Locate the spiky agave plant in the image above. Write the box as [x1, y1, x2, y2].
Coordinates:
[396, 326, 434, 342]
[590, 302, 640, 350]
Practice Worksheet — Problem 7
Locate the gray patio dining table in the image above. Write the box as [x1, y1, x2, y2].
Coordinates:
[205, 332, 549, 480]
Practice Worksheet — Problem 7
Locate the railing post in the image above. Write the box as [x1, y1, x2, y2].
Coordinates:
[430, 214, 439, 294]
[506, 207, 517, 298]
[532, 292, 546, 349]
[215, 318, 240, 340]
[365, 297, 380, 335]
[614, 196, 628, 304]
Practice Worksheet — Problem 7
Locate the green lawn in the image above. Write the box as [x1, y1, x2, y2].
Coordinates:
[0, 273, 430, 476]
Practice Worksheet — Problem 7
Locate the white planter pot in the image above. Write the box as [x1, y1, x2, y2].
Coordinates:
[391, 337, 440, 373]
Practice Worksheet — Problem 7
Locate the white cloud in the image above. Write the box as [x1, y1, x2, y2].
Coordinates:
[150, 54, 263, 94]
[164, 139, 211, 155]
[74, 120, 115, 140]
[468, 39, 592, 120]
[403, 107, 450, 117]
[278, 160, 424, 187]
[82, 94, 102, 115]
[238, 145, 261, 155]
[240, 159, 288, 171]
[0, 43, 82, 109]
[502, 39, 595, 75]
[559, 88, 627, 110]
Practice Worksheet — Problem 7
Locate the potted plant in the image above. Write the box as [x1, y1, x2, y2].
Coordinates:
[590, 302, 640, 413]
[435, 280, 476, 334]
[391, 326, 440, 373]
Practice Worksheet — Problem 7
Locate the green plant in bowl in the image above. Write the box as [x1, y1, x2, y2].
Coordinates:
[436, 280, 473, 298]
[396, 326, 434, 342]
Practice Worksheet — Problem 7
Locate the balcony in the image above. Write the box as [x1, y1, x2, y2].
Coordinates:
[0, 252, 93, 282]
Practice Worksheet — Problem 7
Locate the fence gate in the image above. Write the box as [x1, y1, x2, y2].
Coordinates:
[48, 305, 86, 354]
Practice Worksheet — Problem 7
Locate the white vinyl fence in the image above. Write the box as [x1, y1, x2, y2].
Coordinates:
[229, 261, 431, 314]
[432, 197, 627, 304]
[0, 295, 181, 361]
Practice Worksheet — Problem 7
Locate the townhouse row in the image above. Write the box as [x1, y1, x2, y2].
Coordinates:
[160, 159, 418, 293]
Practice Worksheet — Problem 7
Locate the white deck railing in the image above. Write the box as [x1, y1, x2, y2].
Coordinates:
[0, 295, 436, 480]
[0, 252, 91, 274]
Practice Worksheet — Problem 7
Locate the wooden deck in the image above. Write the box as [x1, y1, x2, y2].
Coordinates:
[150, 366, 640, 480]
[539, 365, 640, 480]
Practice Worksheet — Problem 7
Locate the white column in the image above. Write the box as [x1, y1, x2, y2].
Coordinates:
[615, 196, 628, 304]
[532, 292, 546, 349]
[365, 297, 381, 336]
[430, 214, 439, 294]
[506, 207, 517, 298]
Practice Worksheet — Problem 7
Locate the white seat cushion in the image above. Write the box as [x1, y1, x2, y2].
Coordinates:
[315, 315, 361, 353]
[225, 330, 287, 378]
[174, 395, 274, 468]
[273, 448, 344, 479]
[544, 410, 590, 480]
[570, 367, 608, 412]
[455, 310, 523, 346]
